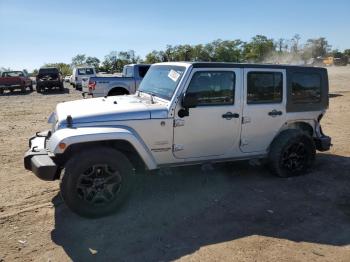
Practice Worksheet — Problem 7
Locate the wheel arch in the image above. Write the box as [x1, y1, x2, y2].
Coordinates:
[107, 86, 130, 96]
[268, 121, 315, 152]
[49, 127, 157, 171]
[281, 121, 314, 136]
[56, 140, 147, 173]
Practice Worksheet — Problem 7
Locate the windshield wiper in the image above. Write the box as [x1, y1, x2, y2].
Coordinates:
[138, 90, 155, 104]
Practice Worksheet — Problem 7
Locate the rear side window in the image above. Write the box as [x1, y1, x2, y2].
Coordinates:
[247, 72, 283, 104]
[291, 73, 321, 103]
[138, 66, 150, 78]
[187, 71, 235, 106]
[78, 68, 94, 75]
[125, 67, 133, 77]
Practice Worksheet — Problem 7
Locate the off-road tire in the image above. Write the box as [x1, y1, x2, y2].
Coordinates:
[0, 89, 3, 95]
[36, 86, 41, 93]
[30, 84, 34, 91]
[268, 129, 316, 177]
[60, 147, 135, 218]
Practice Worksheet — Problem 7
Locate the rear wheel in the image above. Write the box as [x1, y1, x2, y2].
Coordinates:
[268, 129, 316, 177]
[60, 147, 135, 218]
[59, 82, 64, 91]
[0, 89, 3, 95]
[30, 84, 34, 91]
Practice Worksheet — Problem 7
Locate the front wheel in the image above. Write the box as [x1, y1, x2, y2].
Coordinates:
[60, 147, 135, 218]
[268, 129, 316, 177]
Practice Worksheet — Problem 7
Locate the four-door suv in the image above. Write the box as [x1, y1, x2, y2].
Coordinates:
[36, 67, 64, 92]
[24, 62, 331, 218]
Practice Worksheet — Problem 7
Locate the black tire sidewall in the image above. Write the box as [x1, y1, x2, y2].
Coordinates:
[60, 147, 134, 218]
[269, 130, 316, 177]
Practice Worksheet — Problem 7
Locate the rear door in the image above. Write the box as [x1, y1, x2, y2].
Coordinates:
[173, 68, 242, 159]
[240, 68, 286, 153]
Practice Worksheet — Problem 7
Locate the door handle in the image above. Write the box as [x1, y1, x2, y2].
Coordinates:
[222, 112, 239, 120]
[268, 109, 283, 117]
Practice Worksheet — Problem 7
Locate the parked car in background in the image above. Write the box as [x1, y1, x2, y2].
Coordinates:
[64, 75, 71, 82]
[24, 62, 331, 218]
[84, 64, 150, 97]
[0, 70, 33, 94]
[333, 56, 348, 66]
[36, 67, 63, 93]
[71, 67, 96, 90]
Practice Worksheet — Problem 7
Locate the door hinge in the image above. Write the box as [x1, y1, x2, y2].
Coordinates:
[173, 119, 185, 127]
[242, 116, 251, 124]
[173, 144, 184, 152]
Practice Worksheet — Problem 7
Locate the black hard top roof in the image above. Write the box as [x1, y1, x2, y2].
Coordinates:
[39, 67, 59, 70]
[189, 62, 326, 71]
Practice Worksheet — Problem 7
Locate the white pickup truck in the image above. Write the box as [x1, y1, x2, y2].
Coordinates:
[83, 64, 150, 97]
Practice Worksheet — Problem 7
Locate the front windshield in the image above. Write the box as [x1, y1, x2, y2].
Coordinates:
[138, 65, 185, 100]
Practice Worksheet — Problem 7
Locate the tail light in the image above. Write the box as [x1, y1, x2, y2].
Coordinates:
[88, 80, 96, 90]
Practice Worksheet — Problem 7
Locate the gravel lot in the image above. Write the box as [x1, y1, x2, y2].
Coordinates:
[0, 67, 350, 261]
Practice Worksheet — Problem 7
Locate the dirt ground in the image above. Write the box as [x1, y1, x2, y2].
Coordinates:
[0, 66, 350, 262]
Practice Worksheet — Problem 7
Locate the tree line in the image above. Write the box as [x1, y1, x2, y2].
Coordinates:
[26, 34, 350, 75]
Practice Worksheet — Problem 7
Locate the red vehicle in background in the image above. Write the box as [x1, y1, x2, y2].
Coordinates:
[0, 71, 33, 94]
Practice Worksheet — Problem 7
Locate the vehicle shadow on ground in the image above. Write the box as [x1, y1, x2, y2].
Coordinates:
[0, 90, 34, 96]
[51, 153, 350, 261]
[38, 88, 70, 95]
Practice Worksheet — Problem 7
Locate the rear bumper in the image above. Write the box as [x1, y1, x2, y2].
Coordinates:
[37, 81, 61, 87]
[314, 135, 332, 152]
[24, 131, 59, 181]
[0, 84, 23, 89]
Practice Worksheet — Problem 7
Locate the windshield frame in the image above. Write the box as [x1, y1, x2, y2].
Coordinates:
[138, 64, 187, 101]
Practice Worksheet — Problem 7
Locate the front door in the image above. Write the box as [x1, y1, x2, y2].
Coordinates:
[240, 68, 286, 153]
[173, 68, 242, 159]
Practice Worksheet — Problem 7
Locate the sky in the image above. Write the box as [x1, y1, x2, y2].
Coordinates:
[0, 0, 349, 71]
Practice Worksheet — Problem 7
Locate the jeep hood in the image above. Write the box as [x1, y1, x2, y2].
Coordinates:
[55, 95, 168, 126]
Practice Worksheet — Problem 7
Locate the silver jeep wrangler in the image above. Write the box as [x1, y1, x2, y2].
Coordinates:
[24, 62, 331, 217]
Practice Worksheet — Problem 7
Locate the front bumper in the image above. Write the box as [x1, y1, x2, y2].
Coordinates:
[24, 131, 59, 181]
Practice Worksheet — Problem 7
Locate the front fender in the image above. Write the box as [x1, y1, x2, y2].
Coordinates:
[48, 127, 157, 169]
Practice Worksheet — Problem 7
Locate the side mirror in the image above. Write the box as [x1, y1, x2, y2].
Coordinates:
[182, 92, 198, 108]
[178, 93, 198, 118]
